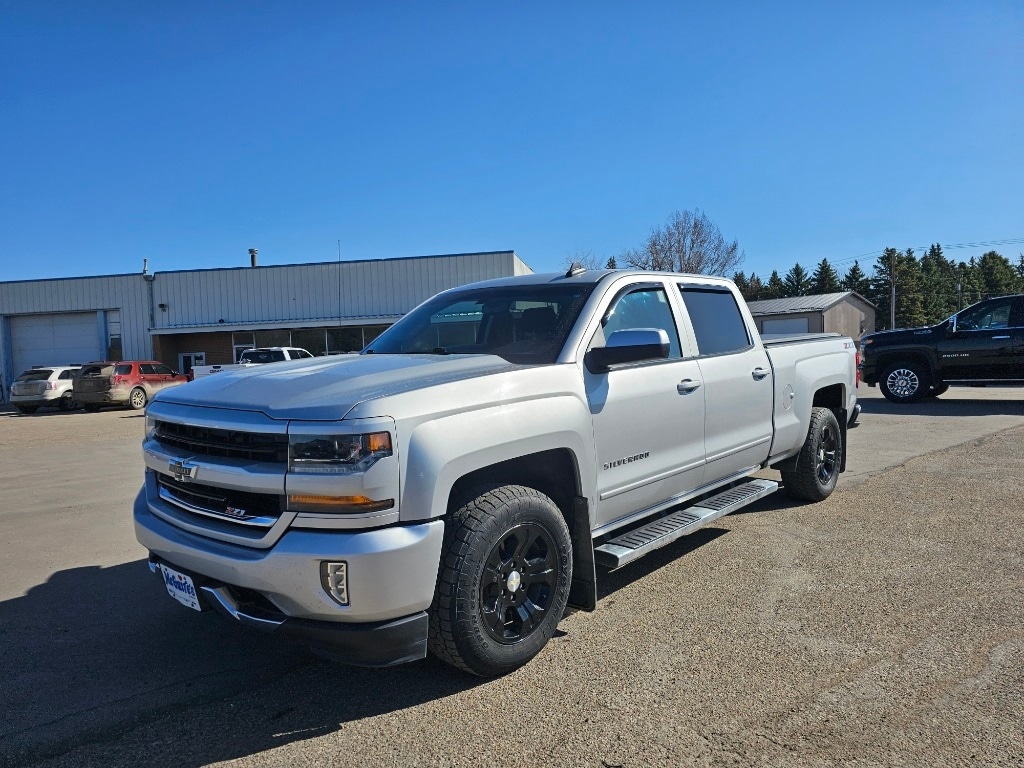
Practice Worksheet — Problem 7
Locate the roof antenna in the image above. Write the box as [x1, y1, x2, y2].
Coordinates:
[565, 261, 585, 278]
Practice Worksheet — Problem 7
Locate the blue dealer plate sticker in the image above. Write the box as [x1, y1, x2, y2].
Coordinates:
[159, 564, 202, 611]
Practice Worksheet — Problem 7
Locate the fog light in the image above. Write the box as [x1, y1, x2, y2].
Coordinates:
[321, 561, 349, 606]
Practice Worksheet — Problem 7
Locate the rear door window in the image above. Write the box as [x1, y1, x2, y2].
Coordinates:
[677, 286, 752, 356]
[139, 364, 158, 375]
[81, 365, 114, 377]
[154, 364, 176, 375]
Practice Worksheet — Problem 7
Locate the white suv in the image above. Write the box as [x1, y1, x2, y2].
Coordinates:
[9, 365, 81, 414]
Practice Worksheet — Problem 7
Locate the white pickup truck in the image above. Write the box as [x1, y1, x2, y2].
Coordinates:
[190, 347, 314, 379]
[135, 268, 859, 676]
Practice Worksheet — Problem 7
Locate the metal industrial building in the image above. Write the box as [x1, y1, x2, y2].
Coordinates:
[746, 292, 876, 342]
[0, 251, 531, 393]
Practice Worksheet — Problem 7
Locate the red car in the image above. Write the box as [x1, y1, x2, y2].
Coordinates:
[74, 360, 189, 411]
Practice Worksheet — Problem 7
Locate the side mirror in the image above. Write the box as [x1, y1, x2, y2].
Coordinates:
[585, 328, 670, 372]
[949, 316, 958, 334]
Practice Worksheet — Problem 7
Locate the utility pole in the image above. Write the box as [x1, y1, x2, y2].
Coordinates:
[890, 249, 896, 329]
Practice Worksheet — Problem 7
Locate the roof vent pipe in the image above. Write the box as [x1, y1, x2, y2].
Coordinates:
[142, 258, 149, 275]
[249, 248, 258, 267]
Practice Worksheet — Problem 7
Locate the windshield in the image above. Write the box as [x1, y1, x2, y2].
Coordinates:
[365, 283, 596, 364]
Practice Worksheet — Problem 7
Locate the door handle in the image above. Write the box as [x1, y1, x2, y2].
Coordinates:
[752, 368, 770, 380]
[677, 379, 701, 394]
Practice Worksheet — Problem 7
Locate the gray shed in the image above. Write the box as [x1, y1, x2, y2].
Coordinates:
[746, 292, 876, 342]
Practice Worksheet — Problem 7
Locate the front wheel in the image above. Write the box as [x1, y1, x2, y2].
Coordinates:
[429, 484, 572, 676]
[128, 387, 148, 410]
[880, 361, 930, 403]
[781, 407, 842, 502]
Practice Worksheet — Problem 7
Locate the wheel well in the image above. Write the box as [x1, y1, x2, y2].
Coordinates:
[812, 383, 844, 409]
[448, 449, 580, 528]
[447, 448, 597, 612]
[876, 353, 933, 379]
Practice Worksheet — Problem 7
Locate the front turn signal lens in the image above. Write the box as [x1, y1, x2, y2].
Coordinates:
[288, 494, 394, 514]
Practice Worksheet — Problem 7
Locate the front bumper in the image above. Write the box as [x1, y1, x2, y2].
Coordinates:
[134, 490, 444, 666]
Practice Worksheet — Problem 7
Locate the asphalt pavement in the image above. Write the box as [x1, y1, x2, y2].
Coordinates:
[1, 385, 1022, 767]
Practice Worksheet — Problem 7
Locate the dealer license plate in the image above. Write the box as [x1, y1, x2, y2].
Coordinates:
[159, 564, 202, 611]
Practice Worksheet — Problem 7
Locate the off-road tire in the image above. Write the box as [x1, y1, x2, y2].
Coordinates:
[781, 407, 842, 502]
[879, 361, 930, 403]
[428, 484, 572, 677]
[16, 405, 38, 415]
[129, 387, 148, 410]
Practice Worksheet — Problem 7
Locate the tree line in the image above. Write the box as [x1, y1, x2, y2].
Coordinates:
[732, 246, 1024, 330]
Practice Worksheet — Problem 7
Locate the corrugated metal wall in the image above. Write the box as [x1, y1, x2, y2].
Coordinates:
[0, 274, 152, 391]
[1, 252, 529, 395]
[150, 252, 523, 330]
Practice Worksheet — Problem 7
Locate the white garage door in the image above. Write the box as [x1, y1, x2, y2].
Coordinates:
[10, 313, 101, 376]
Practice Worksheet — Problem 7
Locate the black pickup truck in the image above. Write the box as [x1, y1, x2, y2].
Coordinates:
[860, 294, 1024, 403]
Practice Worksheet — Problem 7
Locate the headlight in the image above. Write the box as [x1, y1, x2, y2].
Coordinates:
[145, 415, 157, 441]
[289, 431, 392, 474]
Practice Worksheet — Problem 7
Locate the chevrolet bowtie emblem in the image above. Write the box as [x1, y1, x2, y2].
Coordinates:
[169, 458, 197, 483]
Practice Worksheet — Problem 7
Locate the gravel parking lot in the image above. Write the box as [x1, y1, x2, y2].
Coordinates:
[1, 386, 1022, 767]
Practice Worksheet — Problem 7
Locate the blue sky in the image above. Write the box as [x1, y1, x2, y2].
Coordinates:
[2, 2, 1022, 283]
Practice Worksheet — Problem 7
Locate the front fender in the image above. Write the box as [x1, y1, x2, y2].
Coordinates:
[399, 394, 595, 522]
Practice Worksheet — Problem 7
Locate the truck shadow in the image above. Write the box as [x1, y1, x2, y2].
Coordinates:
[858, 396, 1024, 418]
[595, 528, 729, 601]
[0, 560, 483, 768]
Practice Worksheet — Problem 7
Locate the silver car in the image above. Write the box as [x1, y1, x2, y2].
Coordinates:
[9, 365, 81, 414]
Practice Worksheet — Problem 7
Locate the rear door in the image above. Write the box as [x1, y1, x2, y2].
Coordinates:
[676, 284, 774, 481]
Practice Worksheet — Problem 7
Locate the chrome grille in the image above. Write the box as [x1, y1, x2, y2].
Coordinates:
[153, 420, 288, 463]
[157, 475, 283, 528]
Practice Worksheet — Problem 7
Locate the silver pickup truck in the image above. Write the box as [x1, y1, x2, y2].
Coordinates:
[135, 268, 859, 676]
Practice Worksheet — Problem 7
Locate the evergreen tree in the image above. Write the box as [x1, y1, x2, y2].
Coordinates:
[762, 270, 785, 299]
[976, 250, 1018, 297]
[810, 258, 842, 294]
[605, 256, 618, 269]
[732, 271, 749, 296]
[869, 247, 926, 329]
[957, 260, 984, 309]
[783, 263, 811, 297]
[842, 260, 871, 295]
[919, 243, 958, 324]
[1015, 254, 1024, 285]
[745, 272, 763, 302]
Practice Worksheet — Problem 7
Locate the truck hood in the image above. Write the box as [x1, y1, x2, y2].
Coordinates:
[155, 354, 520, 421]
[862, 323, 942, 346]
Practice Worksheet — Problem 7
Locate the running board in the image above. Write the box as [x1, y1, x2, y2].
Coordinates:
[593, 479, 778, 570]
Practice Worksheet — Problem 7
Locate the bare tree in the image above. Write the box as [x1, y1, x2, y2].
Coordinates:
[620, 209, 744, 276]
[562, 249, 603, 271]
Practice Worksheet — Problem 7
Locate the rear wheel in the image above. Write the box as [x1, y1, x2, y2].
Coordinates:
[16, 405, 38, 415]
[59, 391, 76, 411]
[129, 387, 148, 410]
[429, 484, 572, 676]
[880, 361, 930, 403]
[782, 407, 842, 502]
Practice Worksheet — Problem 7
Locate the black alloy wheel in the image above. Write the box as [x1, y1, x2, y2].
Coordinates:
[479, 523, 558, 644]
